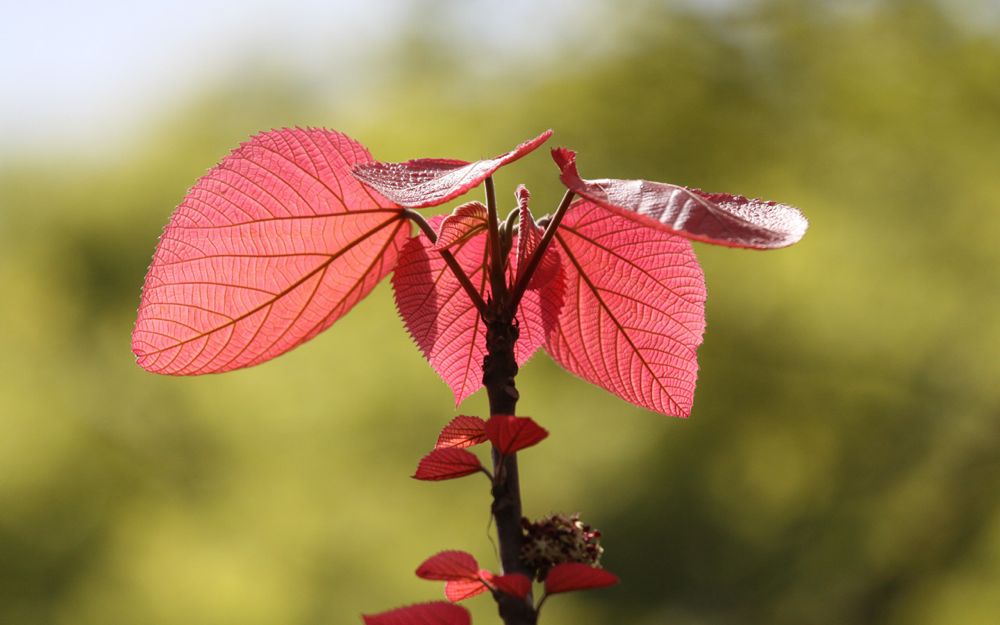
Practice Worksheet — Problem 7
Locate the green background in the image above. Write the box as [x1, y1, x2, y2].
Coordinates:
[2, 1, 999, 623]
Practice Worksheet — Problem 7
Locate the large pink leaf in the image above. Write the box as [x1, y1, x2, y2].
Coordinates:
[393, 217, 562, 403]
[353, 130, 552, 208]
[362, 602, 470, 625]
[416, 551, 480, 581]
[545, 200, 706, 417]
[544, 563, 618, 595]
[132, 128, 409, 375]
[552, 148, 808, 249]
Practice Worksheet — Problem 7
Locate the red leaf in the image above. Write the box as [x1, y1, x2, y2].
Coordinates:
[485, 415, 548, 455]
[444, 578, 490, 603]
[132, 128, 408, 375]
[493, 573, 532, 599]
[545, 200, 706, 417]
[512, 186, 559, 290]
[353, 131, 552, 208]
[552, 147, 807, 249]
[416, 551, 480, 581]
[413, 448, 483, 481]
[362, 602, 470, 625]
[433, 202, 488, 251]
[393, 218, 559, 403]
[435, 416, 488, 450]
[544, 563, 619, 595]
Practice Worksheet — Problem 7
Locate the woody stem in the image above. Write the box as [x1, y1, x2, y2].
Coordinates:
[484, 309, 537, 625]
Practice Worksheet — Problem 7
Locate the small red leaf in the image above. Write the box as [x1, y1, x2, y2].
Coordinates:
[416, 551, 480, 581]
[353, 130, 552, 208]
[552, 147, 807, 249]
[362, 602, 471, 625]
[413, 449, 483, 481]
[493, 574, 532, 599]
[544, 563, 619, 595]
[435, 416, 488, 450]
[512, 186, 559, 290]
[444, 577, 490, 603]
[433, 202, 488, 250]
[133, 128, 409, 375]
[485, 415, 548, 455]
[545, 200, 706, 417]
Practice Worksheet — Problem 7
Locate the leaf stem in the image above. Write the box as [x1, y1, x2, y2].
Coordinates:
[485, 177, 509, 305]
[403, 209, 488, 317]
[509, 190, 575, 309]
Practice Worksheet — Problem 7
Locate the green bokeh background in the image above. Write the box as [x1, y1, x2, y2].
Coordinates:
[2, 1, 999, 624]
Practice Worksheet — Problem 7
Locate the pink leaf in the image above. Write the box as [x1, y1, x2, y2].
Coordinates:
[433, 202, 488, 251]
[416, 551, 480, 581]
[393, 218, 559, 403]
[552, 147, 807, 249]
[413, 448, 483, 481]
[492, 574, 532, 600]
[444, 577, 491, 603]
[544, 563, 619, 595]
[512, 186, 559, 290]
[362, 602, 470, 625]
[353, 131, 552, 208]
[435, 416, 488, 450]
[485, 415, 548, 455]
[132, 128, 409, 375]
[545, 200, 706, 417]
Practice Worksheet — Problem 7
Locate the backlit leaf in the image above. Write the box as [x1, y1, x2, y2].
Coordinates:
[362, 602, 471, 625]
[393, 218, 561, 403]
[545, 200, 706, 417]
[485, 415, 548, 455]
[552, 147, 807, 249]
[416, 551, 480, 581]
[444, 576, 491, 603]
[433, 202, 488, 251]
[413, 448, 483, 481]
[435, 416, 488, 450]
[544, 563, 618, 595]
[132, 128, 408, 375]
[353, 131, 552, 208]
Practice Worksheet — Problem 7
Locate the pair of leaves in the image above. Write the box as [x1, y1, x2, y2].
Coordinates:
[414, 551, 616, 603]
[413, 415, 548, 481]
[416, 550, 531, 603]
[134, 128, 805, 416]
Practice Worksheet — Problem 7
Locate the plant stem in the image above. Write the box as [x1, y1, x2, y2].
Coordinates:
[484, 177, 509, 305]
[484, 307, 537, 625]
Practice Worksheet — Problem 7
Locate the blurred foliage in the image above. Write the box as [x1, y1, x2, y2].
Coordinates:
[2, 1, 999, 624]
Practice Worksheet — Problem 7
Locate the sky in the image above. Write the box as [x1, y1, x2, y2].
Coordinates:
[2, 0, 995, 155]
[0, 0, 591, 153]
